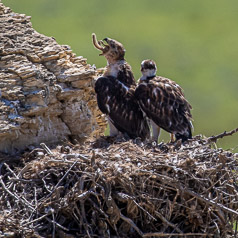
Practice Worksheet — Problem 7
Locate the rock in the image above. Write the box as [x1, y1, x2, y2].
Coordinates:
[0, 3, 106, 154]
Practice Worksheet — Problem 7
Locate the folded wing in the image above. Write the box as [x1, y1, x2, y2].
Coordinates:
[95, 76, 150, 140]
[135, 77, 192, 140]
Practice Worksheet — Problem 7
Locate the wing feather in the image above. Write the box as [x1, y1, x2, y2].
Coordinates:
[95, 76, 150, 140]
[135, 76, 192, 139]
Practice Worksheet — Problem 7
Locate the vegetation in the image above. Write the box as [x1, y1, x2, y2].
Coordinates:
[3, 0, 238, 151]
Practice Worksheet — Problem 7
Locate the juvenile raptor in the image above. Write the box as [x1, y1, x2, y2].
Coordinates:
[135, 59, 193, 142]
[92, 34, 150, 141]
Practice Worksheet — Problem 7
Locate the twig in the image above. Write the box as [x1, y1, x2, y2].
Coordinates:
[80, 200, 91, 238]
[183, 187, 238, 217]
[40, 143, 53, 155]
[51, 208, 56, 238]
[2, 163, 18, 192]
[45, 160, 78, 199]
[208, 127, 238, 143]
[4, 163, 18, 178]
[18, 163, 33, 178]
[140, 170, 238, 217]
[79, 175, 92, 238]
[120, 213, 144, 237]
[0, 175, 34, 211]
[77, 189, 96, 200]
[0, 162, 4, 174]
[143, 232, 208, 237]
[154, 211, 182, 233]
[45, 217, 69, 232]
[88, 198, 109, 219]
[115, 192, 156, 221]
[23, 212, 50, 226]
[63, 153, 90, 162]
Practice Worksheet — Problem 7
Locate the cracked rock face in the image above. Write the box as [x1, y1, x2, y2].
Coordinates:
[0, 3, 106, 154]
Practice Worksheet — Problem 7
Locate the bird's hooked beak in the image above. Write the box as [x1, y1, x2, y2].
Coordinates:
[92, 33, 110, 56]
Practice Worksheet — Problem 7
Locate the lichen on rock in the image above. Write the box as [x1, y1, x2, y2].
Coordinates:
[0, 3, 106, 153]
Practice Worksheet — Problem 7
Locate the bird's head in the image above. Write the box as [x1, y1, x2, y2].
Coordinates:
[92, 33, 125, 64]
[140, 59, 157, 79]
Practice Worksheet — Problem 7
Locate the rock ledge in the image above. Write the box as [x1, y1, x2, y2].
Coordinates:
[0, 3, 106, 153]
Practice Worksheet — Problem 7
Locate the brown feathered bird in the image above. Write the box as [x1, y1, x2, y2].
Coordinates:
[135, 59, 193, 142]
[92, 33, 150, 141]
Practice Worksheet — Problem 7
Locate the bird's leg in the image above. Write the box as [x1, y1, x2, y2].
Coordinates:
[108, 119, 119, 136]
[170, 133, 175, 143]
[151, 120, 160, 143]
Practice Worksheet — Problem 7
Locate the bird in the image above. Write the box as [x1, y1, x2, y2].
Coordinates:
[92, 33, 150, 141]
[135, 59, 193, 142]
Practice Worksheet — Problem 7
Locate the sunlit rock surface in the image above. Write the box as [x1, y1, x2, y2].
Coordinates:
[0, 3, 106, 153]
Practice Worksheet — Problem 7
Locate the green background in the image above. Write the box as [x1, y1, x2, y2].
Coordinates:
[2, 0, 238, 151]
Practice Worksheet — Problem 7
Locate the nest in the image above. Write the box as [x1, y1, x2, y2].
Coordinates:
[0, 132, 238, 238]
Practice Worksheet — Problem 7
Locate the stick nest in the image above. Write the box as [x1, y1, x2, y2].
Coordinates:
[0, 135, 238, 238]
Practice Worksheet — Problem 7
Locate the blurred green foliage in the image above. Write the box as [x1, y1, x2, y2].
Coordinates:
[3, 0, 238, 151]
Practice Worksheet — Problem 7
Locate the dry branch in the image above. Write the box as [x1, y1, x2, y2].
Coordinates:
[143, 232, 208, 237]
[208, 127, 238, 143]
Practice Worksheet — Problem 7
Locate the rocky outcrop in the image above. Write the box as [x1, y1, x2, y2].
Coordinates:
[0, 3, 106, 153]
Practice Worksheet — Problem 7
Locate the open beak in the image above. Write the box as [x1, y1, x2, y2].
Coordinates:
[92, 33, 109, 56]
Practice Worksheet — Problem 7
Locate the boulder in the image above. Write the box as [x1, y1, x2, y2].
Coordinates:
[0, 3, 106, 153]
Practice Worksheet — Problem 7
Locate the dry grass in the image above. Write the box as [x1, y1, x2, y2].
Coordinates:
[0, 132, 238, 238]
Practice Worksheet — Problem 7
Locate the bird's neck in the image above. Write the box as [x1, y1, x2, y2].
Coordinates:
[140, 69, 156, 81]
[105, 52, 125, 65]
[107, 59, 125, 66]
[104, 60, 126, 78]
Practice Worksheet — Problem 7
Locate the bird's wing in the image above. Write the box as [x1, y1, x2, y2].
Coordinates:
[95, 76, 150, 140]
[135, 76, 192, 136]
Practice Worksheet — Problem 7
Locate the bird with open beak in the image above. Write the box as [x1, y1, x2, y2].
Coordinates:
[92, 33, 150, 141]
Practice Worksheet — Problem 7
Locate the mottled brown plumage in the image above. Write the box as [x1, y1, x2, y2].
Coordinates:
[92, 34, 150, 140]
[135, 59, 193, 142]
